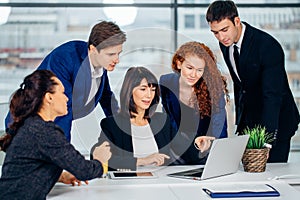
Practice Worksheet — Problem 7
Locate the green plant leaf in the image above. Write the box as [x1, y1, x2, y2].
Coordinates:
[241, 125, 274, 149]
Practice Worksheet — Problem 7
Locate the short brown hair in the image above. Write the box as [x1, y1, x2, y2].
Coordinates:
[88, 21, 126, 51]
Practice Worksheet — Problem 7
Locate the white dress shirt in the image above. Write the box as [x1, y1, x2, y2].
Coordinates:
[86, 58, 103, 105]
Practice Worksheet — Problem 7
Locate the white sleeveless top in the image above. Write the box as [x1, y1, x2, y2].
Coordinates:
[131, 124, 158, 158]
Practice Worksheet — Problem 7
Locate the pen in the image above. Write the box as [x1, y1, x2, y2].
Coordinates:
[102, 161, 108, 178]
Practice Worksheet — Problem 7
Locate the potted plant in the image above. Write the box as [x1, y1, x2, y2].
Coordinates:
[241, 125, 274, 173]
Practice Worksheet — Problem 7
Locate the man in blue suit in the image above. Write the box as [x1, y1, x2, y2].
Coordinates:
[206, 0, 300, 162]
[5, 21, 126, 141]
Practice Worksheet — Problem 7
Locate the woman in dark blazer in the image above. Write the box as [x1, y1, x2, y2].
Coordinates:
[0, 70, 111, 199]
[93, 112, 176, 171]
[159, 42, 228, 165]
[91, 67, 174, 171]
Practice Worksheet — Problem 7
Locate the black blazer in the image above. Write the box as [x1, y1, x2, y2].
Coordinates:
[91, 113, 177, 171]
[159, 73, 228, 139]
[220, 22, 300, 139]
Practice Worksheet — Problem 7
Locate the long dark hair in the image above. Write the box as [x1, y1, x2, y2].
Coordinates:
[119, 66, 160, 119]
[0, 69, 58, 152]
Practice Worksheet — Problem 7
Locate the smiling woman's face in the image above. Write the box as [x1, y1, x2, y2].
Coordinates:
[132, 78, 156, 113]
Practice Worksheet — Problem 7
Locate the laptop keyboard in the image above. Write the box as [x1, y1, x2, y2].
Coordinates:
[171, 168, 204, 177]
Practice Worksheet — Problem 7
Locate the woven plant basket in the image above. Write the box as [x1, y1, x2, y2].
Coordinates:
[242, 148, 270, 173]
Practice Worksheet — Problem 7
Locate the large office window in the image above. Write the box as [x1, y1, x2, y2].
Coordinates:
[184, 14, 195, 28]
[0, 0, 300, 154]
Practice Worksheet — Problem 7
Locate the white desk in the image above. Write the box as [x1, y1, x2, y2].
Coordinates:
[265, 163, 300, 191]
[47, 163, 300, 200]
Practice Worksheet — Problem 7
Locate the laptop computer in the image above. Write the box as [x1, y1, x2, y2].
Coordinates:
[167, 135, 249, 180]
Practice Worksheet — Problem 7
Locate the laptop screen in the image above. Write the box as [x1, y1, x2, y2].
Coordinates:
[168, 135, 249, 180]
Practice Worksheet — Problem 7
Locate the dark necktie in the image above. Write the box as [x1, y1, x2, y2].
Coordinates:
[233, 45, 240, 75]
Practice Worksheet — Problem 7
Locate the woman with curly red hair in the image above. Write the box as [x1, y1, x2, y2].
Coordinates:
[159, 41, 229, 164]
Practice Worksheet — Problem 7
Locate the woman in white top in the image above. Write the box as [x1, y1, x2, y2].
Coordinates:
[91, 67, 171, 171]
[91, 66, 213, 171]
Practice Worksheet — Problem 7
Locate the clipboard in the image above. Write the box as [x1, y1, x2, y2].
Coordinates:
[203, 184, 280, 198]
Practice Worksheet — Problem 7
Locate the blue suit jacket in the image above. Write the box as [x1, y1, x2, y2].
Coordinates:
[5, 41, 118, 141]
[159, 73, 227, 139]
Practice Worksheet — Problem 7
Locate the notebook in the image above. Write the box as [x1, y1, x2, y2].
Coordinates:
[202, 183, 280, 198]
[167, 135, 250, 180]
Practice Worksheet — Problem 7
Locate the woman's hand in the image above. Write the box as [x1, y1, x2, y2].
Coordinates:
[137, 153, 170, 166]
[58, 171, 88, 186]
[93, 141, 112, 164]
[194, 136, 215, 153]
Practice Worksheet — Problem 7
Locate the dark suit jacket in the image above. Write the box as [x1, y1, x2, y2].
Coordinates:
[5, 41, 118, 141]
[0, 115, 102, 199]
[91, 113, 177, 171]
[159, 73, 228, 139]
[220, 22, 300, 139]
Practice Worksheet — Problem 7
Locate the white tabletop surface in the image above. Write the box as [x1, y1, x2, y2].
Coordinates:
[1, 163, 299, 199]
[45, 163, 300, 200]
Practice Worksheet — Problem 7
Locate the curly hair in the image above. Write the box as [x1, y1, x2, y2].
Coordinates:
[172, 41, 228, 118]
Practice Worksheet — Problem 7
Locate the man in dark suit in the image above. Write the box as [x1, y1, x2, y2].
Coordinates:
[206, 0, 300, 162]
[5, 21, 126, 141]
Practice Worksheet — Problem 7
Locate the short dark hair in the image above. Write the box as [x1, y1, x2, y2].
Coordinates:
[119, 67, 160, 119]
[88, 21, 126, 51]
[206, 0, 238, 24]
